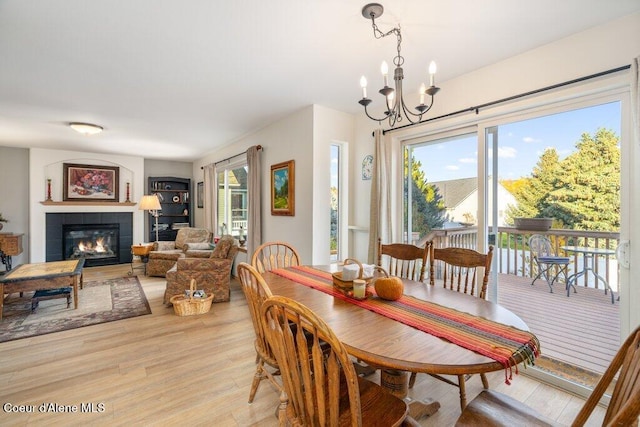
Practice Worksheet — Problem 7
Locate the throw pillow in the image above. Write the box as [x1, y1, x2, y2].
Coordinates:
[185, 242, 212, 250]
[210, 238, 232, 259]
[154, 241, 176, 251]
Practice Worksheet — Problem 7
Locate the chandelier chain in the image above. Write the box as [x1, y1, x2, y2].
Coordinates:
[370, 16, 404, 67]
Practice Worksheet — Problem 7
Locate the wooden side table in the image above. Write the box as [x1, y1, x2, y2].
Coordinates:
[0, 233, 24, 272]
[129, 244, 154, 276]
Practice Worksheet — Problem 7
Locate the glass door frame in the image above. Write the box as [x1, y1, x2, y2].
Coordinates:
[394, 78, 632, 396]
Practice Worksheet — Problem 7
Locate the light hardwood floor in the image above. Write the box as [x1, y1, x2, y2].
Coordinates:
[0, 264, 606, 426]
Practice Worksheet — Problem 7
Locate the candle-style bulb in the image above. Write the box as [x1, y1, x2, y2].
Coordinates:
[381, 61, 389, 87]
[429, 61, 437, 86]
[360, 76, 368, 98]
[419, 83, 426, 105]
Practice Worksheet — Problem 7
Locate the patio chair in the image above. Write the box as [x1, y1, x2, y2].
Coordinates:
[527, 234, 572, 293]
[455, 325, 640, 426]
[377, 238, 429, 282]
[261, 295, 411, 426]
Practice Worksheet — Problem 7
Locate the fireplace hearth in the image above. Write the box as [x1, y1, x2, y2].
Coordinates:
[46, 213, 133, 266]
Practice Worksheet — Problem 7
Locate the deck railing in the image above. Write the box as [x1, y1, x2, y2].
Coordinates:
[423, 226, 620, 291]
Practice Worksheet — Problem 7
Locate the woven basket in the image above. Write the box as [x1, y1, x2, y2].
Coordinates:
[169, 279, 213, 316]
[332, 259, 388, 292]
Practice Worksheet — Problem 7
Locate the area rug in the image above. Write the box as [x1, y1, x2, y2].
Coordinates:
[0, 276, 151, 343]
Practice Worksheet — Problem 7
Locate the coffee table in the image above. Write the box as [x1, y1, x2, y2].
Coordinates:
[0, 259, 84, 320]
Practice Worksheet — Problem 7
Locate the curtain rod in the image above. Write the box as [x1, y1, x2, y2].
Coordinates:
[200, 145, 262, 169]
[382, 64, 631, 135]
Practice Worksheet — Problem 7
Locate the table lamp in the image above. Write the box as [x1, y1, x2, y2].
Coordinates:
[139, 194, 162, 241]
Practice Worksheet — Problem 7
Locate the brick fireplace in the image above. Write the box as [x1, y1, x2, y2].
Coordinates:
[46, 213, 133, 266]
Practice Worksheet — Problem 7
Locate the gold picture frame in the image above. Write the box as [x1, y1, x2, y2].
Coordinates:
[63, 163, 119, 202]
[271, 160, 295, 216]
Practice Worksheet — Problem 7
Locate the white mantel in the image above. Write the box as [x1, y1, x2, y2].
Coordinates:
[30, 148, 146, 263]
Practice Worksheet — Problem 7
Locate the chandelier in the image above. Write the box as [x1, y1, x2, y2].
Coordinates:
[358, 3, 440, 127]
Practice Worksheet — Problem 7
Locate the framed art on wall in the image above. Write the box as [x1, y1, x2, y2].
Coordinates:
[63, 163, 119, 202]
[271, 160, 295, 216]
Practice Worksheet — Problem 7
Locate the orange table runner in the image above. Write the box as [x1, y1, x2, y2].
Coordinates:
[272, 266, 539, 384]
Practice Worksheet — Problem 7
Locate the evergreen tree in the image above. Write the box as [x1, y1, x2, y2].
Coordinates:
[508, 128, 620, 232]
[404, 152, 446, 238]
[543, 128, 620, 230]
[507, 148, 561, 223]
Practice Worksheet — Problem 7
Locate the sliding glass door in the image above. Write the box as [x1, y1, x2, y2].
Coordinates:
[404, 94, 628, 396]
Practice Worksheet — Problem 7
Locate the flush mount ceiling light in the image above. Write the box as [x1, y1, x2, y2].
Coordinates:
[358, 3, 440, 127]
[69, 122, 104, 135]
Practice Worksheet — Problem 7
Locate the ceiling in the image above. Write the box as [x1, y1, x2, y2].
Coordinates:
[1, 1, 639, 161]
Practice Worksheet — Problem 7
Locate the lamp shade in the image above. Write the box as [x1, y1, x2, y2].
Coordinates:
[139, 195, 161, 211]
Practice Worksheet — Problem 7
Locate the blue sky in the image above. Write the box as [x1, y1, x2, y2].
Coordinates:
[412, 101, 621, 182]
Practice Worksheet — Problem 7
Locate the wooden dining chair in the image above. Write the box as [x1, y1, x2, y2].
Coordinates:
[261, 295, 412, 427]
[251, 241, 301, 273]
[237, 262, 282, 403]
[430, 245, 494, 299]
[409, 245, 495, 410]
[377, 238, 429, 282]
[456, 325, 640, 426]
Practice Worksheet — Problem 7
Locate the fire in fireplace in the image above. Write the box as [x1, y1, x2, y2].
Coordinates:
[62, 224, 119, 267]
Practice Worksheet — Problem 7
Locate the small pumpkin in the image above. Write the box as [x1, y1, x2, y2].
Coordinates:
[374, 276, 404, 301]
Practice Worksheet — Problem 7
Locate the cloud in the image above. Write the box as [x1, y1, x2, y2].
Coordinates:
[523, 136, 542, 143]
[497, 146, 517, 158]
[445, 165, 460, 171]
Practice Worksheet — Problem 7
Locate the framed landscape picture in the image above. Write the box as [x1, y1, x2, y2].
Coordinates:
[270, 160, 294, 216]
[63, 163, 119, 202]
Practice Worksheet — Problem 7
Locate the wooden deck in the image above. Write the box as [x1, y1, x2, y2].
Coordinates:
[492, 273, 620, 376]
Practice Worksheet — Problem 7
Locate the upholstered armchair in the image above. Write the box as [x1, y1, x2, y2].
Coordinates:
[164, 235, 239, 305]
[146, 228, 212, 277]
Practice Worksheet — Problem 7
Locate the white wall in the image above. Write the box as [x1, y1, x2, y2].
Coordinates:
[194, 105, 355, 265]
[0, 147, 29, 267]
[29, 148, 145, 262]
[195, 106, 314, 264]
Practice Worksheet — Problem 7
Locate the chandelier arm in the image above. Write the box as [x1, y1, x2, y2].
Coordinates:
[363, 104, 392, 123]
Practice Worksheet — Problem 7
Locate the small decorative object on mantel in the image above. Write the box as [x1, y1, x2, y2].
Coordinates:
[125, 181, 131, 203]
[0, 213, 7, 231]
[46, 178, 52, 201]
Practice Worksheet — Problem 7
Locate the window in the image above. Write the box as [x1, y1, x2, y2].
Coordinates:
[217, 160, 248, 238]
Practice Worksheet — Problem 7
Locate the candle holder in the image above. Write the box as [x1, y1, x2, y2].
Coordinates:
[46, 179, 52, 201]
[125, 182, 131, 203]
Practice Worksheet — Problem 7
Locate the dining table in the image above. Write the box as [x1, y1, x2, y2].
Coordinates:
[261, 264, 539, 419]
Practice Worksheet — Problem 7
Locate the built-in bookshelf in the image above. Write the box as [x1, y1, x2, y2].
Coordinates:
[148, 176, 191, 241]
